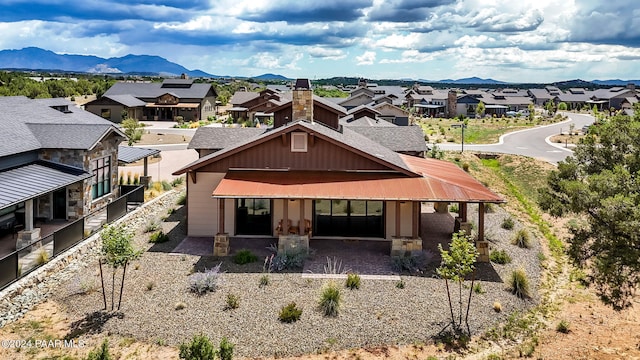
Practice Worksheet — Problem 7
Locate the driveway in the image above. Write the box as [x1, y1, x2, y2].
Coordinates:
[436, 112, 595, 164]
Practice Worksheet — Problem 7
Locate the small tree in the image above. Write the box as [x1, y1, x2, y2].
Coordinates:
[557, 102, 568, 111]
[476, 101, 485, 117]
[527, 103, 534, 122]
[545, 100, 556, 115]
[100, 224, 141, 311]
[122, 118, 144, 146]
[437, 231, 479, 335]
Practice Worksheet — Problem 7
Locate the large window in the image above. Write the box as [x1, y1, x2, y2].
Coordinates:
[314, 199, 384, 238]
[235, 198, 272, 235]
[92, 156, 111, 200]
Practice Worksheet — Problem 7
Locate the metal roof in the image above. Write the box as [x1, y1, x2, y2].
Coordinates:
[117, 146, 160, 164]
[0, 162, 91, 208]
[211, 154, 504, 203]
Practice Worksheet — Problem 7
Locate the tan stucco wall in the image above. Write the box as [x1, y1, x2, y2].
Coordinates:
[385, 200, 416, 239]
[187, 172, 225, 236]
[385, 200, 396, 239]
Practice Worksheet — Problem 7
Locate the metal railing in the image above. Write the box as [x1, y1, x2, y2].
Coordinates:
[0, 185, 145, 290]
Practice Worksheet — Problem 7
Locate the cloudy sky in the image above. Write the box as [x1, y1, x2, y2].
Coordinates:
[1, 0, 639, 82]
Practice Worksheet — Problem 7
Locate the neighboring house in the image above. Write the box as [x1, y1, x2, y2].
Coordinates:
[589, 85, 638, 110]
[228, 89, 288, 121]
[85, 77, 217, 122]
[372, 102, 410, 125]
[0, 96, 126, 249]
[174, 79, 502, 260]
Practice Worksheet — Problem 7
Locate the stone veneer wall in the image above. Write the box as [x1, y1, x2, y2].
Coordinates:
[39, 133, 122, 217]
[292, 89, 313, 122]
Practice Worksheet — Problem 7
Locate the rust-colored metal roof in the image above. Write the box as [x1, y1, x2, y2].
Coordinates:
[212, 155, 504, 203]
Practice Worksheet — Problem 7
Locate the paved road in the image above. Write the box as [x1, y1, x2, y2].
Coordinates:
[436, 112, 595, 164]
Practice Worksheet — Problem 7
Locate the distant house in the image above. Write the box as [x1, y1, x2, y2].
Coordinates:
[174, 79, 502, 260]
[589, 85, 637, 110]
[0, 96, 126, 249]
[85, 77, 217, 122]
[228, 89, 287, 122]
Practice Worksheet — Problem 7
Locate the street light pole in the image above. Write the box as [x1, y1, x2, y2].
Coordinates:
[451, 123, 467, 152]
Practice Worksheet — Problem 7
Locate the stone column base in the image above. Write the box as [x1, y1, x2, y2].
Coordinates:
[16, 228, 41, 249]
[391, 237, 423, 257]
[214, 233, 229, 256]
[278, 235, 309, 254]
[476, 241, 489, 262]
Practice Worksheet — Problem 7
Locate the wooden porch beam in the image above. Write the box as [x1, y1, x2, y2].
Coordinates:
[478, 203, 485, 242]
[460, 202, 467, 222]
[299, 199, 305, 235]
[218, 198, 225, 234]
[395, 201, 401, 238]
[412, 201, 419, 238]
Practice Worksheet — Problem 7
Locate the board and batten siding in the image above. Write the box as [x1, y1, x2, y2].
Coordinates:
[187, 172, 225, 236]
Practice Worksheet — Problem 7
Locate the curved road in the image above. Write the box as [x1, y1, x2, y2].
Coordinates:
[436, 112, 595, 164]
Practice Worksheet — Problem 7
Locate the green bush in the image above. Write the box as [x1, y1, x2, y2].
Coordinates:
[319, 281, 341, 317]
[509, 268, 530, 299]
[556, 319, 570, 333]
[449, 203, 459, 213]
[171, 177, 185, 187]
[512, 228, 531, 248]
[179, 334, 216, 360]
[395, 279, 405, 289]
[225, 293, 240, 310]
[161, 180, 172, 191]
[188, 264, 222, 295]
[87, 339, 111, 360]
[279, 302, 303, 323]
[218, 337, 234, 360]
[149, 230, 170, 243]
[144, 220, 160, 233]
[501, 217, 515, 230]
[345, 273, 361, 290]
[232, 249, 258, 265]
[490, 249, 512, 264]
[176, 192, 187, 205]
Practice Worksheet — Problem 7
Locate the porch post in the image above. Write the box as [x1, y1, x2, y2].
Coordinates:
[478, 203, 485, 242]
[395, 201, 401, 238]
[283, 198, 288, 230]
[218, 198, 225, 234]
[25, 199, 34, 231]
[299, 199, 305, 235]
[143, 157, 149, 177]
[412, 201, 419, 238]
[460, 202, 468, 222]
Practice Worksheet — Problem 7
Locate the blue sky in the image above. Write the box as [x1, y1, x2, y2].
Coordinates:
[1, 0, 639, 82]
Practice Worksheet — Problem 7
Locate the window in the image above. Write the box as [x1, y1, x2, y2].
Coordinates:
[291, 132, 308, 152]
[92, 156, 111, 200]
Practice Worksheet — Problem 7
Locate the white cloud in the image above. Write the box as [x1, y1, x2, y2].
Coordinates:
[356, 50, 376, 65]
[307, 47, 346, 60]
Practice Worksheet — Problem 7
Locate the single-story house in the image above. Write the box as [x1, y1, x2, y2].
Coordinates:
[173, 79, 503, 260]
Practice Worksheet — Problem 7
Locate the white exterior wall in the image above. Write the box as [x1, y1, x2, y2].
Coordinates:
[187, 172, 225, 236]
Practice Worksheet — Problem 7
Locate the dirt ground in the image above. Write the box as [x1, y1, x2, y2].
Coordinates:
[135, 133, 191, 146]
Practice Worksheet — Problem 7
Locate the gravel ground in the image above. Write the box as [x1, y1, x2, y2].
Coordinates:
[54, 199, 543, 358]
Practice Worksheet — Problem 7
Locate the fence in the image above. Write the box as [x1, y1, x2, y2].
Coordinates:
[0, 185, 145, 291]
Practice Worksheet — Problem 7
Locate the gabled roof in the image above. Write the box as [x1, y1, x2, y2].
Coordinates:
[347, 104, 381, 115]
[0, 96, 125, 158]
[104, 81, 214, 100]
[118, 146, 161, 163]
[174, 120, 415, 176]
[188, 127, 267, 150]
[340, 115, 396, 127]
[103, 94, 147, 107]
[270, 95, 347, 116]
[229, 91, 260, 105]
[347, 126, 427, 153]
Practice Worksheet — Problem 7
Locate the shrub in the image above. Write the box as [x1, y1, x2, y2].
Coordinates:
[501, 217, 515, 230]
[153, 181, 163, 192]
[161, 180, 172, 191]
[175, 301, 186, 310]
[171, 177, 184, 187]
[36, 249, 49, 265]
[144, 220, 160, 233]
[324, 256, 348, 274]
[188, 263, 222, 295]
[179, 334, 216, 360]
[509, 268, 530, 299]
[259, 274, 269, 288]
[473, 283, 485, 294]
[395, 279, 406, 289]
[149, 230, 170, 243]
[233, 249, 258, 265]
[391, 251, 431, 273]
[225, 293, 240, 310]
[490, 249, 512, 264]
[218, 337, 234, 360]
[449, 203, 459, 213]
[493, 301, 502, 312]
[556, 320, 570, 333]
[146, 281, 155, 291]
[87, 339, 111, 360]
[279, 302, 303, 323]
[345, 273, 361, 290]
[271, 247, 309, 271]
[512, 229, 531, 248]
[462, 162, 470, 172]
[176, 192, 187, 205]
[319, 281, 341, 317]
[484, 203, 495, 213]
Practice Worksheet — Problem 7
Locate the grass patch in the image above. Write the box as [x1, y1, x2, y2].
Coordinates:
[279, 302, 302, 323]
[509, 268, 531, 299]
[319, 281, 341, 317]
[512, 228, 531, 248]
[232, 249, 258, 265]
[490, 249, 512, 264]
[345, 273, 361, 290]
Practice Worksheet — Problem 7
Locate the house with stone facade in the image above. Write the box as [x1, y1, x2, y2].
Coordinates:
[174, 79, 503, 261]
[85, 77, 217, 123]
[0, 96, 125, 250]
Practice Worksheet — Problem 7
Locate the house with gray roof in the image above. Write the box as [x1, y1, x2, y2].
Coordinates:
[85, 77, 217, 123]
[0, 96, 126, 250]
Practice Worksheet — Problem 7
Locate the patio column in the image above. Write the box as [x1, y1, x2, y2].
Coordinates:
[143, 157, 149, 177]
[395, 201, 401, 238]
[412, 201, 419, 238]
[478, 203, 485, 242]
[218, 198, 225, 234]
[299, 199, 305, 235]
[459, 202, 468, 222]
[25, 199, 34, 231]
[283, 198, 288, 229]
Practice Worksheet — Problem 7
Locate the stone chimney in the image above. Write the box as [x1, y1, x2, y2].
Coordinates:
[447, 90, 457, 118]
[292, 78, 313, 123]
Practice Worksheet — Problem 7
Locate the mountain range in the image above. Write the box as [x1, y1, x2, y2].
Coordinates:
[1, 47, 639, 86]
